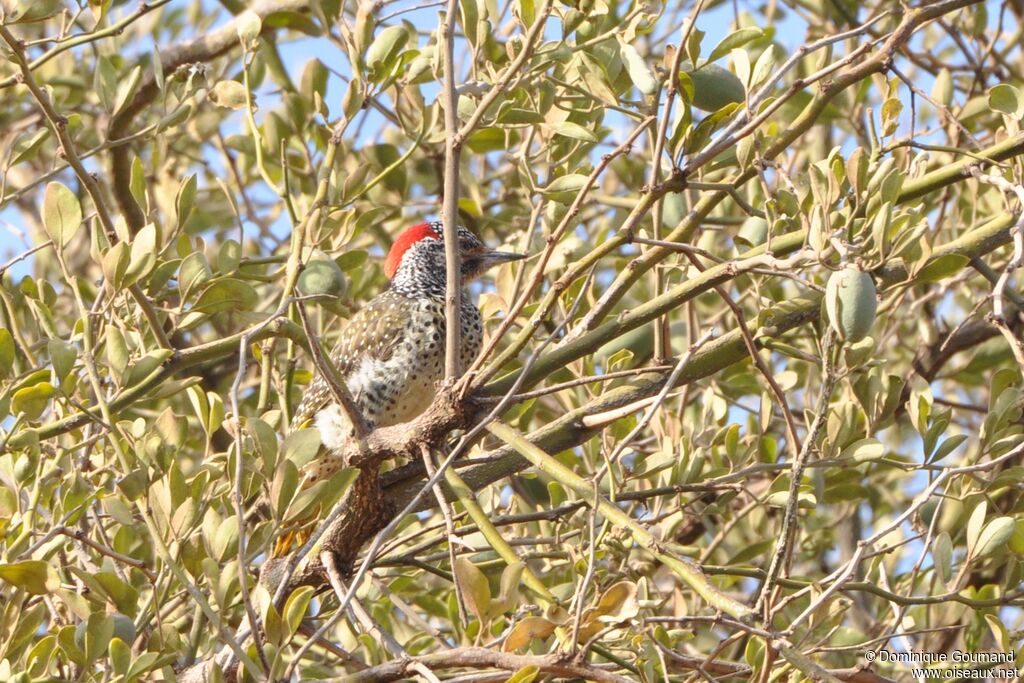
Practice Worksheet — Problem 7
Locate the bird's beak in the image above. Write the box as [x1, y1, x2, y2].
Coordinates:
[462, 249, 526, 280]
[480, 250, 526, 268]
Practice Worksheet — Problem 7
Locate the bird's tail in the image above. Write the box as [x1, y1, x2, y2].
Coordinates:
[271, 525, 313, 558]
[269, 448, 352, 558]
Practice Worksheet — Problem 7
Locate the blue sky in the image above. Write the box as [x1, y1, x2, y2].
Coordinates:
[2, 1, 1010, 274]
[0, 0, 751, 277]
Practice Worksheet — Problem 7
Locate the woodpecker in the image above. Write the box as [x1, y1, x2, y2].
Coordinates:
[270, 223, 523, 556]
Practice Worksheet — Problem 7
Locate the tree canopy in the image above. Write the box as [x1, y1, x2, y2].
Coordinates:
[0, 0, 1023, 681]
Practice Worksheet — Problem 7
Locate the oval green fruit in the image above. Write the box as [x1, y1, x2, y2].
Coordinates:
[681, 62, 745, 112]
[825, 266, 877, 342]
[298, 255, 347, 297]
[13, 454, 34, 482]
[111, 613, 136, 645]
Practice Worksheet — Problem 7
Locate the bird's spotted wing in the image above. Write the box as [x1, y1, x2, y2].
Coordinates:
[289, 293, 410, 430]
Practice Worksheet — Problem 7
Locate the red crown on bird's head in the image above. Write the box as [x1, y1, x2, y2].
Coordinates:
[384, 222, 440, 279]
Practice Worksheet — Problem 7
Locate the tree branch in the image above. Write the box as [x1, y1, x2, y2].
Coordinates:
[333, 646, 635, 683]
[440, 0, 463, 379]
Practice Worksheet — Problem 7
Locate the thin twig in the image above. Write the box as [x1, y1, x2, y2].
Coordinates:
[440, 0, 463, 380]
[754, 330, 837, 616]
[595, 327, 717, 480]
[296, 301, 372, 437]
[0, 25, 172, 351]
[968, 167, 1024, 371]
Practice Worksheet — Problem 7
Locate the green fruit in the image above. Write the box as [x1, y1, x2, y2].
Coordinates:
[13, 454, 34, 482]
[825, 266, 877, 342]
[111, 613, 136, 645]
[680, 62, 745, 112]
[298, 254, 346, 297]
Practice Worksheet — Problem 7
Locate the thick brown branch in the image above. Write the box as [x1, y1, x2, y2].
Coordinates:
[335, 646, 634, 683]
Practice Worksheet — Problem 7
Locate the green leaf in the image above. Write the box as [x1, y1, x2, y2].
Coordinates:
[973, 516, 1015, 559]
[94, 574, 140, 619]
[94, 56, 119, 111]
[989, 83, 1023, 118]
[881, 97, 902, 136]
[281, 428, 322, 467]
[129, 156, 148, 212]
[271, 461, 299, 518]
[366, 25, 409, 82]
[929, 434, 967, 463]
[42, 182, 83, 248]
[749, 44, 777, 90]
[460, 0, 479, 47]
[178, 252, 213, 302]
[176, 174, 198, 230]
[122, 349, 173, 389]
[497, 108, 545, 125]
[298, 253, 347, 297]
[48, 339, 77, 383]
[126, 223, 159, 284]
[300, 58, 329, 103]
[212, 517, 239, 562]
[11, 128, 49, 166]
[0, 328, 15, 377]
[101, 242, 130, 288]
[503, 665, 540, 683]
[263, 601, 284, 647]
[337, 249, 368, 271]
[192, 278, 258, 314]
[218, 239, 242, 274]
[932, 68, 953, 107]
[966, 500, 987, 558]
[933, 531, 953, 585]
[0, 560, 60, 595]
[502, 618, 555, 652]
[104, 324, 129, 380]
[840, 437, 884, 463]
[915, 254, 968, 282]
[88, 0, 112, 22]
[283, 585, 316, 640]
[454, 557, 491, 624]
[592, 580, 639, 623]
[541, 173, 589, 203]
[984, 614, 1010, 651]
[113, 65, 143, 117]
[706, 27, 762, 63]
[618, 39, 658, 95]
[1009, 520, 1024, 555]
[516, 0, 534, 27]
[488, 561, 524, 617]
[283, 466, 358, 524]
[546, 121, 598, 143]
[110, 637, 131, 676]
[75, 612, 114, 663]
[12, 381, 56, 420]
